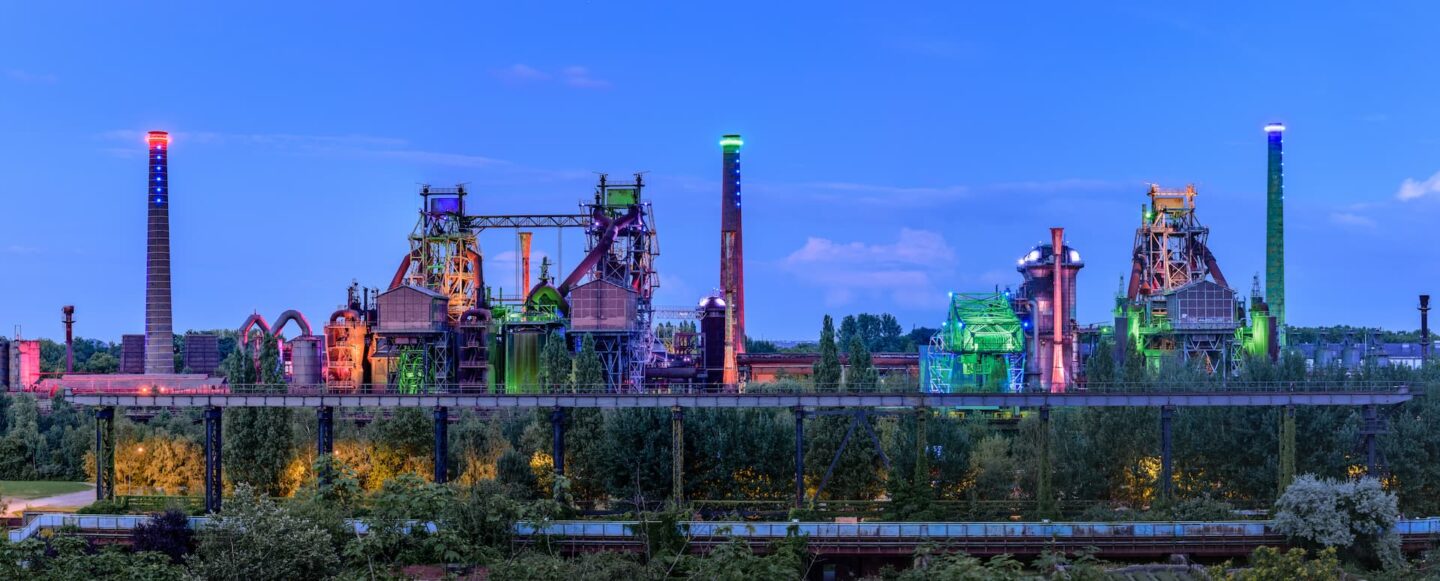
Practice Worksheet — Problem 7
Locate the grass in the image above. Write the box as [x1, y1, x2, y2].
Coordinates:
[0, 480, 93, 500]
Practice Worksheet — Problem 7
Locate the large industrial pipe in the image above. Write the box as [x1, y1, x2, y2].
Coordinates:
[558, 207, 641, 295]
[239, 313, 271, 347]
[389, 253, 413, 290]
[1126, 253, 1144, 300]
[329, 309, 360, 324]
[466, 249, 485, 307]
[270, 310, 313, 338]
[1050, 228, 1066, 393]
[519, 232, 533, 299]
[1199, 242, 1230, 290]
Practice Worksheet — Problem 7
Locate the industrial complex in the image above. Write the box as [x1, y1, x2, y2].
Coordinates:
[2, 122, 1435, 398]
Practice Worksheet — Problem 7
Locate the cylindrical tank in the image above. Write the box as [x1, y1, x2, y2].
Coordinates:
[1017, 241, 1083, 388]
[700, 296, 727, 390]
[289, 336, 324, 387]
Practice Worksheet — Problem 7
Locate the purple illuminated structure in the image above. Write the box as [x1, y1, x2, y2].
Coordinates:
[145, 131, 174, 374]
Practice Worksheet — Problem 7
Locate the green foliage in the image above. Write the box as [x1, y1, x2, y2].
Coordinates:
[846, 335, 879, 390]
[219, 340, 294, 496]
[898, 549, 1025, 580]
[676, 535, 812, 580]
[188, 485, 340, 581]
[1274, 474, 1402, 569]
[131, 509, 195, 564]
[838, 313, 909, 353]
[574, 334, 606, 390]
[537, 332, 573, 392]
[813, 315, 841, 388]
[486, 551, 662, 581]
[1208, 546, 1341, 581]
[16, 533, 186, 580]
[497, 448, 538, 499]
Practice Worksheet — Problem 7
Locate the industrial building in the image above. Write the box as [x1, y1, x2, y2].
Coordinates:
[22, 121, 1431, 401]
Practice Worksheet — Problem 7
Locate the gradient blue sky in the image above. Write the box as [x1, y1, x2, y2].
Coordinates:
[3, 2, 1437, 342]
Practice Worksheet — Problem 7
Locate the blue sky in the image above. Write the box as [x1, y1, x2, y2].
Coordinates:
[2, 2, 1437, 342]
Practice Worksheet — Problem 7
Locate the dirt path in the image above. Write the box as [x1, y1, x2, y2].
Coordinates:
[4, 486, 97, 516]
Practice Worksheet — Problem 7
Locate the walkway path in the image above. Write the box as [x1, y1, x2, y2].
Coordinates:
[4, 486, 95, 516]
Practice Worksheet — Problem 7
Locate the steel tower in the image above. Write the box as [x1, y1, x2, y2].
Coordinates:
[719, 134, 745, 385]
[1265, 123, 1286, 350]
[144, 131, 175, 374]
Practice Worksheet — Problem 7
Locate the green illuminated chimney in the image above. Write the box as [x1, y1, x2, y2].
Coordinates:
[1265, 123, 1286, 349]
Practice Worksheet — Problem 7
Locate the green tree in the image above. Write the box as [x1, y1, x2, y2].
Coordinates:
[188, 485, 340, 581]
[845, 335, 878, 391]
[1274, 474, 1401, 569]
[537, 332, 574, 392]
[220, 339, 295, 496]
[813, 316, 840, 389]
[574, 335, 606, 391]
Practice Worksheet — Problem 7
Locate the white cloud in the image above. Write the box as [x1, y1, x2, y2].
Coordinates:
[782, 228, 954, 308]
[780, 178, 1116, 207]
[493, 64, 611, 89]
[1330, 212, 1377, 228]
[1397, 171, 1440, 201]
[3, 244, 40, 254]
[786, 228, 955, 266]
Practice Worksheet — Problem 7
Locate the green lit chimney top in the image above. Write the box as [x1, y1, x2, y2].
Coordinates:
[720, 134, 743, 152]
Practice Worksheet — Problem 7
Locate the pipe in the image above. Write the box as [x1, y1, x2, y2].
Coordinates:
[239, 313, 271, 347]
[329, 309, 360, 324]
[1199, 242, 1230, 289]
[466, 249, 485, 307]
[1050, 228, 1066, 393]
[1126, 253, 1144, 300]
[520, 232, 532, 300]
[389, 253, 413, 290]
[271, 309, 313, 338]
[558, 207, 641, 295]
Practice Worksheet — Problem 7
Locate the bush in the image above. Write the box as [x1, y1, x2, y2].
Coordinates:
[132, 509, 194, 563]
[1208, 546, 1341, 581]
[1273, 474, 1401, 570]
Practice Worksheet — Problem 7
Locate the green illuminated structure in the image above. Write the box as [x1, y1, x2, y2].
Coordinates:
[395, 346, 430, 394]
[924, 292, 1026, 392]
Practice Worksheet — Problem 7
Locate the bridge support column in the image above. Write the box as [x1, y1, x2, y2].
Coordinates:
[1278, 405, 1296, 496]
[914, 407, 928, 487]
[1159, 405, 1174, 502]
[1362, 404, 1384, 477]
[94, 407, 115, 502]
[671, 405, 684, 503]
[793, 406, 805, 508]
[317, 406, 334, 457]
[1037, 406, 1054, 517]
[551, 406, 566, 478]
[203, 406, 222, 514]
[433, 406, 449, 484]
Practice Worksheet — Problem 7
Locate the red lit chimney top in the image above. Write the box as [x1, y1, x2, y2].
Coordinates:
[147, 131, 170, 148]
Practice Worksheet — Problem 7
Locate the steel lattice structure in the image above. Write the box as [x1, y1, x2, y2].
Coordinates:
[925, 293, 1026, 393]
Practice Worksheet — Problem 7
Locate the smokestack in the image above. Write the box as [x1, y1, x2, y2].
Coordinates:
[62, 305, 75, 374]
[1050, 228, 1066, 392]
[720, 134, 745, 386]
[145, 131, 175, 374]
[1265, 123, 1286, 350]
[1422, 294, 1431, 364]
[519, 232, 533, 300]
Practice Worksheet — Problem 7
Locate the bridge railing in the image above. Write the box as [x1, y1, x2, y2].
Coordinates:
[141, 380, 1411, 398]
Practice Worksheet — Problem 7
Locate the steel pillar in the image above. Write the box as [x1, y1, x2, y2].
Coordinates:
[914, 407, 929, 486]
[1363, 404, 1381, 477]
[1159, 406, 1174, 501]
[551, 406, 566, 477]
[1278, 405, 1296, 496]
[94, 407, 115, 501]
[433, 406, 449, 483]
[794, 406, 805, 508]
[317, 406, 334, 457]
[1037, 406, 1054, 517]
[203, 406, 222, 513]
[671, 405, 684, 502]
